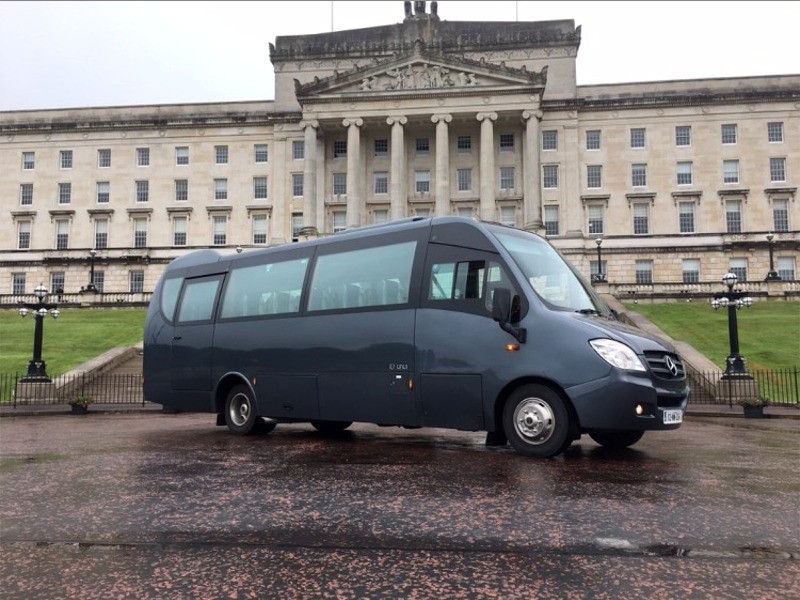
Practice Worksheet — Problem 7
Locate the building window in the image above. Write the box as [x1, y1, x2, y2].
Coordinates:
[374, 138, 388, 157]
[175, 179, 188, 202]
[255, 144, 269, 163]
[587, 165, 602, 189]
[677, 161, 693, 186]
[416, 137, 430, 155]
[176, 146, 189, 165]
[333, 172, 347, 195]
[632, 163, 648, 187]
[98, 149, 111, 168]
[130, 270, 145, 293]
[333, 140, 347, 158]
[633, 203, 650, 235]
[133, 218, 148, 249]
[723, 160, 740, 184]
[725, 200, 742, 233]
[51, 272, 65, 295]
[212, 215, 227, 246]
[499, 133, 515, 152]
[173, 217, 188, 247]
[136, 147, 150, 167]
[500, 167, 515, 190]
[630, 128, 646, 149]
[679, 202, 696, 234]
[96, 181, 110, 204]
[457, 135, 471, 154]
[136, 180, 149, 203]
[214, 179, 228, 201]
[12, 273, 26, 295]
[729, 258, 747, 282]
[499, 205, 515, 227]
[60, 150, 73, 169]
[215, 145, 228, 165]
[374, 172, 388, 195]
[541, 130, 557, 151]
[777, 257, 795, 281]
[768, 122, 784, 143]
[253, 177, 268, 200]
[586, 130, 601, 151]
[415, 208, 431, 218]
[252, 214, 268, 245]
[773, 199, 789, 232]
[682, 259, 700, 284]
[292, 174, 304, 197]
[721, 124, 737, 145]
[542, 165, 558, 189]
[95, 218, 109, 249]
[58, 182, 72, 204]
[635, 260, 653, 284]
[457, 168, 472, 192]
[92, 271, 105, 293]
[55, 219, 70, 250]
[675, 126, 691, 147]
[457, 206, 473, 219]
[18, 220, 31, 250]
[587, 204, 604, 235]
[20, 183, 33, 206]
[415, 170, 431, 194]
[292, 140, 305, 160]
[373, 209, 389, 224]
[770, 157, 786, 182]
[22, 151, 35, 170]
[544, 205, 559, 236]
[332, 211, 347, 233]
[291, 213, 303, 242]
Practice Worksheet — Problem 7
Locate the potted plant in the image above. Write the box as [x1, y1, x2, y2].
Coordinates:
[69, 395, 93, 415]
[737, 397, 766, 419]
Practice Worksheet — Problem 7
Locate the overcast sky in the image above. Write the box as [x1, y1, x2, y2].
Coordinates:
[1, 0, 797, 111]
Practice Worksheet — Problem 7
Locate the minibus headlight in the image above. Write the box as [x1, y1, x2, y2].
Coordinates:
[589, 339, 646, 372]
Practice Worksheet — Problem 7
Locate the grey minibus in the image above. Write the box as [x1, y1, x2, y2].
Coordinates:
[143, 216, 689, 458]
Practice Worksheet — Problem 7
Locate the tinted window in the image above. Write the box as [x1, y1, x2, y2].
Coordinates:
[177, 278, 221, 323]
[428, 259, 512, 315]
[160, 277, 182, 321]
[308, 241, 416, 311]
[220, 258, 309, 319]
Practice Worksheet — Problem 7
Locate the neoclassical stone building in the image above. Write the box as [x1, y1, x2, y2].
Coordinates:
[1, 1, 798, 297]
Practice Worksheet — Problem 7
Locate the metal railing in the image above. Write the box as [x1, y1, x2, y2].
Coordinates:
[1, 372, 146, 407]
[686, 368, 800, 407]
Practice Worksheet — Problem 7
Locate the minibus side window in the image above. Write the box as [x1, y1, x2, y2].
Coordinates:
[160, 277, 182, 322]
[219, 258, 308, 319]
[308, 241, 416, 311]
[427, 258, 514, 316]
[176, 278, 221, 324]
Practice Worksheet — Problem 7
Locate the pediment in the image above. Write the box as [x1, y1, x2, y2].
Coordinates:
[294, 47, 547, 100]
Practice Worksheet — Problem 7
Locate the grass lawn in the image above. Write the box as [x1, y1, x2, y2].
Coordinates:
[0, 308, 146, 376]
[622, 300, 800, 371]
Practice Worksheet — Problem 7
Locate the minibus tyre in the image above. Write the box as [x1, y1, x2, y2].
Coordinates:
[224, 385, 262, 435]
[503, 384, 570, 458]
[589, 430, 644, 449]
[311, 420, 352, 434]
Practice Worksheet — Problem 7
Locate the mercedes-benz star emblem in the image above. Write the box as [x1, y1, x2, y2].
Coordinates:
[664, 355, 679, 377]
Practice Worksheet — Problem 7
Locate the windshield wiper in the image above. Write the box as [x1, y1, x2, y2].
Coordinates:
[576, 308, 600, 315]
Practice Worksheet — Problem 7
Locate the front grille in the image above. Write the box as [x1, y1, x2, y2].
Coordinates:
[644, 351, 686, 380]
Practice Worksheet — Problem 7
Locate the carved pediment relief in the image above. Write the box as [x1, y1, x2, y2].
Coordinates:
[294, 45, 547, 100]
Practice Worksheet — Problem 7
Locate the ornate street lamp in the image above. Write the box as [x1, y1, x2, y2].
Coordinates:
[765, 232, 781, 281]
[711, 272, 753, 378]
[84, 248, 99, 293]
[18, 283, 60, 382]
[593, 236, 606, 283]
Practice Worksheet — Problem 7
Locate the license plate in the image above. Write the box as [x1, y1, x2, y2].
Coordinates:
[663, 409, 683, 424]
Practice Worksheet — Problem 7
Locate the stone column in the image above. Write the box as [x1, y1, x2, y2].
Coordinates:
[343, 118, 363, 229]
[387, 116, 408, 221]
[477, 112, 497, 221]
[522, 109, 543, 231]
[301, 120, 319, 231]
[431, 113, 452, 217]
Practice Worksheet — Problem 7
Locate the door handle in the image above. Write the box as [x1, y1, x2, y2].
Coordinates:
[172, 336, 182, 340]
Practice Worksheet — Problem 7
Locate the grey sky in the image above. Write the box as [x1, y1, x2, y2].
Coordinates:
[1, 0, 797, 111]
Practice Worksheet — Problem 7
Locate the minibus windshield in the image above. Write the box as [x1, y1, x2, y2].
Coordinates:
[491, 228, 604, 314]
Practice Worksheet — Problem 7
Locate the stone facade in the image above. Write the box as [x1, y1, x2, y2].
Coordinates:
[1, 1, 798, 295]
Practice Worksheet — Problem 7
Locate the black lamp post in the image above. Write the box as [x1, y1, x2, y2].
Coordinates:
[593, 236, 606, 283]
[19, 283, 60, 382]
[765, 232, 781, 281]
[711, 272, 753, 378]
[85, 248, 98, 293]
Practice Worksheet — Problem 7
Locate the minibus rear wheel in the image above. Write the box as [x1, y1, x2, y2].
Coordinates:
[224, 384, 268, 435]
[589, 430, 644, 449]
[503, 384, 571, 458]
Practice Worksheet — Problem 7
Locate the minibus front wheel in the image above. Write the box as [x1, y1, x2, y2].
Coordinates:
[503, 384, 571, 458]
[224, 384, 272, 435]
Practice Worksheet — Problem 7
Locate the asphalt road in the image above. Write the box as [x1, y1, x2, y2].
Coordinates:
[1, 413, 798, 599]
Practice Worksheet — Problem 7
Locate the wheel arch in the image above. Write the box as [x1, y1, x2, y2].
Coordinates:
[491, 376, 580, 437]
[214, 372, 256, 415]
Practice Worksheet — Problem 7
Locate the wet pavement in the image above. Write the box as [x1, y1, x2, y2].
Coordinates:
[1, 413, 798, 599]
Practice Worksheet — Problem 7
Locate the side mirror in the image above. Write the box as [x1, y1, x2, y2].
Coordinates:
[491, 287, 526, 343]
